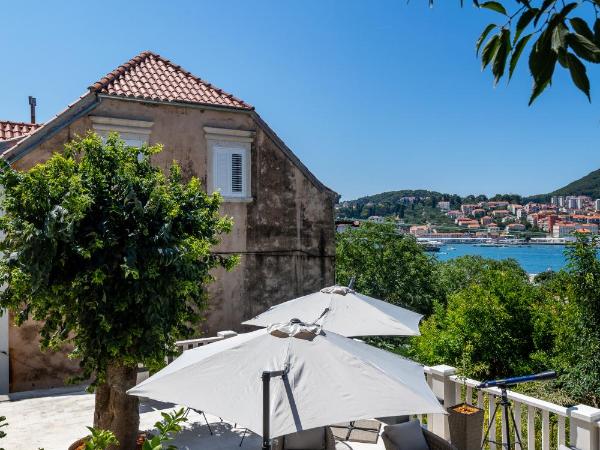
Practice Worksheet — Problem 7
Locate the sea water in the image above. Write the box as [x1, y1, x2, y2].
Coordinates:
[435, 245, 568, 274]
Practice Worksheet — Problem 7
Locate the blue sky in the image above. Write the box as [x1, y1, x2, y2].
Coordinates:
[1, 1, 598, 201]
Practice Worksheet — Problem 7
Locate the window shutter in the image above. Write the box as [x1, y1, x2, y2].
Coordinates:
[211, 145, 248, 198]
[214, 150, 231, 195]
[231, 152, 243, 194]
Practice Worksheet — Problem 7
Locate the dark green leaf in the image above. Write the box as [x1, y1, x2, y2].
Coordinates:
[514, 8, 539, 43]
[535, 0, 556, 27]
[570, 18, 594, 42]
[557, 48, 568, 67]
[529, 77, 552, 105]
[481, 34, 501, 69]
[551, 23, 568, 54]
[510, 33, 533, 79]
[492, 28, 511, 84]
[594, 18, 600, 46]
[557, 3, 578, 20]
[566, 33, 600, 62]
[477, 24, 498, 55]
[566, 52, 591, 101]
[528, 35, 557, 104]
[479, 1, 507, 15]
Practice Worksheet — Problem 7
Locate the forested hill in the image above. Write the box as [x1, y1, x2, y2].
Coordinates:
[336, 190, 526, 220]
[526, 168, 600, 203]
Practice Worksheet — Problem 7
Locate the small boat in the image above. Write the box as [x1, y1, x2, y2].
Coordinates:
[417, 239, 442, 252]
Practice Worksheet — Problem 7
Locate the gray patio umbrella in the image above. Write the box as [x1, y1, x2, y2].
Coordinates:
[128, 320, 443, 450]
[242, 285, 423, 337]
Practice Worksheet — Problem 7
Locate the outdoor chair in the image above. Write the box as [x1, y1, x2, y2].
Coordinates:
[382, 420, 457, 450]
[272, 426, 337, 450]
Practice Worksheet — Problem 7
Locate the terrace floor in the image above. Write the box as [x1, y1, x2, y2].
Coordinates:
[0, 387, 386, 450]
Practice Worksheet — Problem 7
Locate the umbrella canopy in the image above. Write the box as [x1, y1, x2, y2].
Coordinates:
[242, 285, 423, 337]
[128, 320, 443, 439]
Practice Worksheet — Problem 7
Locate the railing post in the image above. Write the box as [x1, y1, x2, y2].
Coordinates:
[429, 365, 456, 440]
[217, 330, 238, 340]
[569, 404, 600, 450]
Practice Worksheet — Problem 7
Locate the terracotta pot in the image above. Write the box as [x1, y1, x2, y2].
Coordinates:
[68, 438, 85, 450]
[447, 403, 484, 450]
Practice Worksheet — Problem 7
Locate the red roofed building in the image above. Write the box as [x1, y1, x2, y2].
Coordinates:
[0, 51, 337, 393]
[0, 121, 41, 151]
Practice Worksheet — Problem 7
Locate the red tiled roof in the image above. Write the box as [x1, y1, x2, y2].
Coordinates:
[0, 121, 42, 141]
[89, 51, 253, 110]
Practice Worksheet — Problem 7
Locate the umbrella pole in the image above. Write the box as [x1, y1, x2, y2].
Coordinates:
[262, 369, 288, 450]
[262, 371, 271, 450]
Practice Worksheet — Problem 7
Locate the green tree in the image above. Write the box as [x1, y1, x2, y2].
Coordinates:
[560, 235, 600, 406]
[428, 1, 600, 104]
[0, 133, 236, 449]
[435, 255, 526, 295]
[336, 222, 441, 315]
[409, 257, 542, 378]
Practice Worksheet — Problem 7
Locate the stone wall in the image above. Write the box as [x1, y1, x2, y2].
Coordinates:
[7, 97, 335, 391]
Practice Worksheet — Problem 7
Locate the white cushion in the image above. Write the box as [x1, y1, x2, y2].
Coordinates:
[384, 420, 429, 450]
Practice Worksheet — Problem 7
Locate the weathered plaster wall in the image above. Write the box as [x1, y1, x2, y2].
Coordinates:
[8, 313, 80, 392]
[8, 97, 335, 391]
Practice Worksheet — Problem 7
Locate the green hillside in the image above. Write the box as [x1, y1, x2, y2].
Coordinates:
[336, 189, 476, 224]
[337, 190, 526, 223]
[526, 168, 600, 202]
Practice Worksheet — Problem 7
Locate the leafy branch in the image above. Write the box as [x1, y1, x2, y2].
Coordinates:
[429, 0, 600, 104]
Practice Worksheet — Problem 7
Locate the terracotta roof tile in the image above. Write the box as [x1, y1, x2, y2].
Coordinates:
[89, 51, 253, 110]
[0, 121, 42, 141]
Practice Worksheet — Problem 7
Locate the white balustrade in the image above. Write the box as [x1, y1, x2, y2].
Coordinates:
[169, 330, 238, 362]
[426, 365, 600, 450]
[137, 330, 238, 382]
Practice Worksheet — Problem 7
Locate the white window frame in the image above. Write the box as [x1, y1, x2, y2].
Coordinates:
[90, 116, 153, 147]
[205, 127, 254, 202]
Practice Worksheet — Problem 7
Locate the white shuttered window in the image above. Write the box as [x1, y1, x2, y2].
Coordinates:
[213, 146, 248, 198]
[205, 127, 254, 202]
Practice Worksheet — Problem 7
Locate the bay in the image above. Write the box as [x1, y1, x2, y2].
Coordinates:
[435, 244, 568, 274]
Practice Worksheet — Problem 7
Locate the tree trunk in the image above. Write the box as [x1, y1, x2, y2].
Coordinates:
[94, 362, 140, 450]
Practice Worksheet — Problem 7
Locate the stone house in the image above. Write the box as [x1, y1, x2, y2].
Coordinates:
[0, 51, 336, 393]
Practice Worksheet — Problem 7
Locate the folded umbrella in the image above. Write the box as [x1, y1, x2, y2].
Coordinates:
[243, 285, 423, 337]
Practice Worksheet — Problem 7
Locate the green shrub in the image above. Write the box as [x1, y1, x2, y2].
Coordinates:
[143, 408, 188, 450]
[84, 427, 119, 450]
[408, 257, 543, 379]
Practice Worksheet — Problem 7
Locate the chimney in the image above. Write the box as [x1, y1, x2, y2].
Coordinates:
[28, 96, 37, 124]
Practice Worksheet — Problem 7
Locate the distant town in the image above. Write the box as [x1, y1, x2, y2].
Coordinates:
[336, 194, 600, 245]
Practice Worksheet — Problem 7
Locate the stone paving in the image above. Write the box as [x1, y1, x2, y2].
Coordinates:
[0, 387, 384, 450]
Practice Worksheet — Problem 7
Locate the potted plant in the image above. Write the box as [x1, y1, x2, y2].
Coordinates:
[447, 343, 484, 450]
[68, 408, 187, 450]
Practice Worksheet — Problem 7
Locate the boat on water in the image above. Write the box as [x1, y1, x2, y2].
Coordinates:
[417, 238, 442, 252]
[499, 238, 527, 245]
[474, 243, 508, 247]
